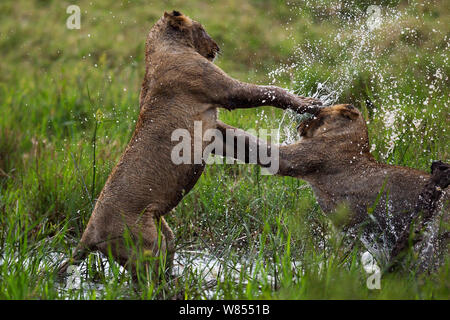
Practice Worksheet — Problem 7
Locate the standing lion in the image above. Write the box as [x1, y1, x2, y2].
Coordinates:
[58, 11, 321, 280]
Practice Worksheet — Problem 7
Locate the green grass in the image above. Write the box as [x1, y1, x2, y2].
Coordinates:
[0, 0, 449, 299]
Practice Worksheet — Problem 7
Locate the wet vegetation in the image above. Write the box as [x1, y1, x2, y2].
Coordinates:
[0, 0, 448, 299]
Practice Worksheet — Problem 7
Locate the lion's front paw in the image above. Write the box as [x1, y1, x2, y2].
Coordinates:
[294, 96, 323, 114]
[298, 96, 323, 106]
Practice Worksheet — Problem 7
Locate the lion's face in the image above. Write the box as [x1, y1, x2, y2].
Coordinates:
[298, 104, 365, 139]
[191, 21, 220, 61]
[163, 11, 220, 61]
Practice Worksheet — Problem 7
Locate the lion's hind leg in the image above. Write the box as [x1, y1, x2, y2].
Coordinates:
[160, 217, 175, 276]
[93, 206, 171, 283]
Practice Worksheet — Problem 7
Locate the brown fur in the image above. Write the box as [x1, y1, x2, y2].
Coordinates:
[58, 11, 321, 279]
[216, 104, 449, 269]
[390, 161, 450, 271]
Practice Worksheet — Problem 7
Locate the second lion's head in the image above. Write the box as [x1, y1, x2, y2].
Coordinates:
[297, 104, 371, 153]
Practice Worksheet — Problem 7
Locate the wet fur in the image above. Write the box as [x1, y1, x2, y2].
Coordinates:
[217, 104, 449, 270]
[58, 10, 321, 279]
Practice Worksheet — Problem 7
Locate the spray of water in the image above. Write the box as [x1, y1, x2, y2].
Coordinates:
[268, 2, 448, 159]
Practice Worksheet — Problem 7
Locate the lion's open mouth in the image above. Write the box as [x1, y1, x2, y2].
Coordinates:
[296, 112, 315, 130]
[296, 112, 325, 137]
[208, 47, 220, 61]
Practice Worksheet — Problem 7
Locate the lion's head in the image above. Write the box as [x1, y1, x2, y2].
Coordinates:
[297, 104, 370, 153]
[146, 10, 220, 62]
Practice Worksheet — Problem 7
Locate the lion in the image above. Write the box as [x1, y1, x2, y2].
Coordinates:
[215, 104, 449, 271]
[58, 10, 321, 280]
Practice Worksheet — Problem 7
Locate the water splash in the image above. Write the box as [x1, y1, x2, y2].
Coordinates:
[267, 2, 449, 157]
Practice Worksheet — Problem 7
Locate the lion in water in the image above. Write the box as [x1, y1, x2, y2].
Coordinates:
[58, 11, 321, 280]
[216, 104, 449, 271]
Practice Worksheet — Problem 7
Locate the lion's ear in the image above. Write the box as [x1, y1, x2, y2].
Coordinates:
[164, 10, 191, 30]
[164, 10, 182, 18]
[339, 105, 360, 120]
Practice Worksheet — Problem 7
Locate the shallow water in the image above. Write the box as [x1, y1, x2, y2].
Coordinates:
[0, 248, 273, 298]
[54, 249, 282, 298]
[269, 3, 448, 159]
[0, 248, 301, 299]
